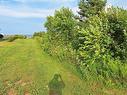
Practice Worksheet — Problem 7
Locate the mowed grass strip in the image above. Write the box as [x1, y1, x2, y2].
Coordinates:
[0, 39, 126, 95]
[0, 41, 15, 47]
[0, 39, 88, 95]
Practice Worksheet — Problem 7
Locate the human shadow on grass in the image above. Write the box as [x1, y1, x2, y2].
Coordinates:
[48, 74, 65, 95]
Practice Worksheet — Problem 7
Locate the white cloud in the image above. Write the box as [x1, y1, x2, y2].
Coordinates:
[105, 3, 112, 12]
[0, 5, 78, 18]
[14, 0, 75, 3]
[72, 6, 78, 15]
[0, 5, 55, 18]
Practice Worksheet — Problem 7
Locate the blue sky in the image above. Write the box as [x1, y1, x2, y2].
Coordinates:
[0, 0, 127, 35]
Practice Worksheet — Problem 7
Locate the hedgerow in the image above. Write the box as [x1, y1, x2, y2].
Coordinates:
[35, 0, 127, 87]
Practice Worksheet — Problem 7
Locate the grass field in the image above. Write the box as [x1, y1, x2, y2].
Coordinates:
[0, 39, 126, 95]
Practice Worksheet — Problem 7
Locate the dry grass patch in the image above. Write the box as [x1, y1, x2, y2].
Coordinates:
[8, 88, 17, 95]
[0, 41, 15, 47]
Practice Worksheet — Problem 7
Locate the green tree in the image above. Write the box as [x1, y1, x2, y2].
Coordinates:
[78, 0, 107, 21]
[44, 7, 78, 62]
[107, 8, 127, 60]
[78, 14, 111, 67]
[45, 7, 77, 45]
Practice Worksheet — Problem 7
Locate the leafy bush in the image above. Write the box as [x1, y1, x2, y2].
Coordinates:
[42, 7, 78, 63]
[40, 2, 127, 87]
[44, 7, 77, 44]
[107, 8, 127, 60]
[8, 35, 27, 42]
[33, 32, 45, 38]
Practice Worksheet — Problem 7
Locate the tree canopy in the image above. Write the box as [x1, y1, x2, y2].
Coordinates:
[78, 0, 107, 20]
[40, 0, 127, 86]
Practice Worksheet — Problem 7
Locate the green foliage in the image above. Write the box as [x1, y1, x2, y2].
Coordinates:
[8, 35, 27, 42]
[107, 8, 127, 60]
[77, 8, 127, 85]
[45, 7, 77, 44]
[78, 0, 107, 20]
[77, 15, 111, 65]
[43, 7, 78, 63]
[41, 4, 127, 87]
[33, 32, 45, 38]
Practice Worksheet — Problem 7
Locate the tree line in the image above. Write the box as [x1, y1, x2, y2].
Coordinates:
[34, 0, 127, 87]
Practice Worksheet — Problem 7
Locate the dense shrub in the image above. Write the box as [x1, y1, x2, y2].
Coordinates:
[40, 1, 127, 87]
[33, 32, 44, 38]
[76, 2, 127, 85]
[42, 7, 78, 63]
[107, 8, 127, 60]
[8, 35, 27, 42]
[45, 7, 77, 43]
[77, 13, 127, 85]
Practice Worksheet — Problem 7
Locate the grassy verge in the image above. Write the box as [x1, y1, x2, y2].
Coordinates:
[0, 39, 126, 95]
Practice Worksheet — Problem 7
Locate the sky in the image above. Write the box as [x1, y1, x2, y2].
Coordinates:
[0, 0, 127, 35]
